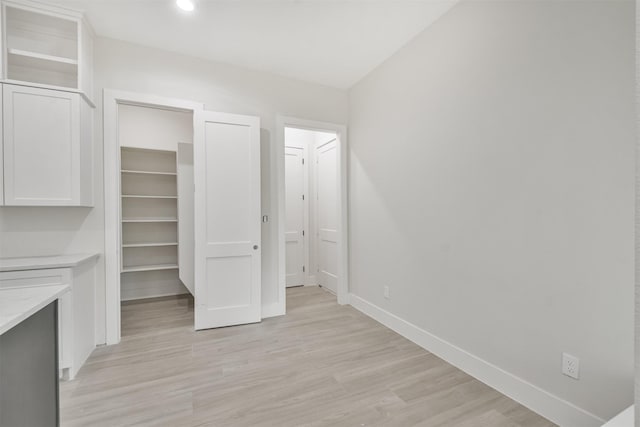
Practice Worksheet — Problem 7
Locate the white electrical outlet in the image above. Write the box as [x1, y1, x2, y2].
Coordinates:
[562, 353, 580, 379]
[383, 286, 390, 299]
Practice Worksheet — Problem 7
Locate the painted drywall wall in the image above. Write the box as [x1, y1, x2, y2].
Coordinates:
[94, 37, 348, 342]
[118, 104, 193, 151]
[349, 0, 634, 423]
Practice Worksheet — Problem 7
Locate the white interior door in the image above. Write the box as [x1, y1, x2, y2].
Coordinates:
[193, 111, 261, 330]
[285, 146, 305, 287]
[316, 139, 338, 294]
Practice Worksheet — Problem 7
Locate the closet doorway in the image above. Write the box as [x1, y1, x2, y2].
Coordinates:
[278, 117, 349, 306]
[104, 92, 202, 345]
[119, 105, 193, 301]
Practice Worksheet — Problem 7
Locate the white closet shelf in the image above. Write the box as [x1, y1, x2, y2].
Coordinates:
[8, 48, 78, 68]
[121, 264, 179, 273]
[122, 218, 178, 223]
[121, 169, 177, 176]
[122, 242, 178, 248]
[121, 195, 178, 199]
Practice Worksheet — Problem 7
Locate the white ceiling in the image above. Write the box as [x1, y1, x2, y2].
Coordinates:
[51, 0, 457, 89]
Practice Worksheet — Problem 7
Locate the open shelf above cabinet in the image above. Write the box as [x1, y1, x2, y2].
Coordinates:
[3, 1, 93, 97]
[8, 48, 77, 64]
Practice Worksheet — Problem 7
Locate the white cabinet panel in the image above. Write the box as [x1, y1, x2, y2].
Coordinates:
[2, 84, 91, 206]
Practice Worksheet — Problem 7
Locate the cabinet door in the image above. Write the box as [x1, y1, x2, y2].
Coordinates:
[3, 84, 80, 205]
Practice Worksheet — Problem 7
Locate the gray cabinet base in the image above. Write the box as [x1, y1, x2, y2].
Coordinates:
[0, 301, 59, 427]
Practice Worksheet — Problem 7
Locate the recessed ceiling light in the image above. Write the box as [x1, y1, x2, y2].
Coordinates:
[176, 0, 194, 12]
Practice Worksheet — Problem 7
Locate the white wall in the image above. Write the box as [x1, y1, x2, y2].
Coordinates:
[118, 104, 193, 151]
[349, 0, 634, 424]
[95, 37, 348, 341]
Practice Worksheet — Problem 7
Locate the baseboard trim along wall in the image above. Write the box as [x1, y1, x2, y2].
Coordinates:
[262, 302, 285, 319]
[348, 294, 605, 427]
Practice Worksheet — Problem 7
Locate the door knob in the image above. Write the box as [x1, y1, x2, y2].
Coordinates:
[253, 245, 259, 250]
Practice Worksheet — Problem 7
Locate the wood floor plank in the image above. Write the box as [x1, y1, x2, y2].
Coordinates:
[60, 286, 556, 426]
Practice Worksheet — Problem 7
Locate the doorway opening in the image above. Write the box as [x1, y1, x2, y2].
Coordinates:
[277, 116, 349, 307]
[284, 127, 338, 296]
[118, 104, 195, 336]
[104, 90, 203, 345]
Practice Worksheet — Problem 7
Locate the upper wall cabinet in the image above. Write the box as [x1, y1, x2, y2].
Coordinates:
[2, 0, 93, 98]
[3, 84, 93, 206]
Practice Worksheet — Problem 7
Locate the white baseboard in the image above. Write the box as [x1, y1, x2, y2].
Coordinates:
[262, 301, 285, 318]
[348, 294, 605, 427]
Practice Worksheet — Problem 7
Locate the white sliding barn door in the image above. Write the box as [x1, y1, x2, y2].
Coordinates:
[284, 146, 305, 287]
[316, 139, 338, 294]
[193, 111, 261, 330]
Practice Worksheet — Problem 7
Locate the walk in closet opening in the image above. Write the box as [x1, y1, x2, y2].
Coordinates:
[118, 103, 195, 333]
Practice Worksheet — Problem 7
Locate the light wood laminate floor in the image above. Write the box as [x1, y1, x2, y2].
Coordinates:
[61, 286, 556, 426]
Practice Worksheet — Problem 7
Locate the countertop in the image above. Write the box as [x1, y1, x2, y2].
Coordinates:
[0, 253, 98, 272]
[0, 284, 70, 334]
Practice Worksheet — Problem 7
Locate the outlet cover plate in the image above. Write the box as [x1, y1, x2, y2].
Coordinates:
[562, 353, 580, 380]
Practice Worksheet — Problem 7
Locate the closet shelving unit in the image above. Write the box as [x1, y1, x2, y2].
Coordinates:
[120, 147, 179, 282]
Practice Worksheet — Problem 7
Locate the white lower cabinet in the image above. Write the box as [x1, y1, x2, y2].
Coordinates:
[1, 84, 93, 206]
[0, 262, 95, 379]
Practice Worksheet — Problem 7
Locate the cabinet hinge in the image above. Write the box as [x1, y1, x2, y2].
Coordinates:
[302, 158, 305, 165]
[303, 266, 306, 273]
[302, 194, 305, 200]
[302, 230, 305, 236]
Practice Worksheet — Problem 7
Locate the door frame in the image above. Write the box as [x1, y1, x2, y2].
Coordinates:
[103, 89, 203, 345]
[276, 116, 349, 306]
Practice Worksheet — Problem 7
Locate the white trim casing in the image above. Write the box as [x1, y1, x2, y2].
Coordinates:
[103, 89, 203, 345]
[276, 116, 349, 312]
[348, 294, 606, 427]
